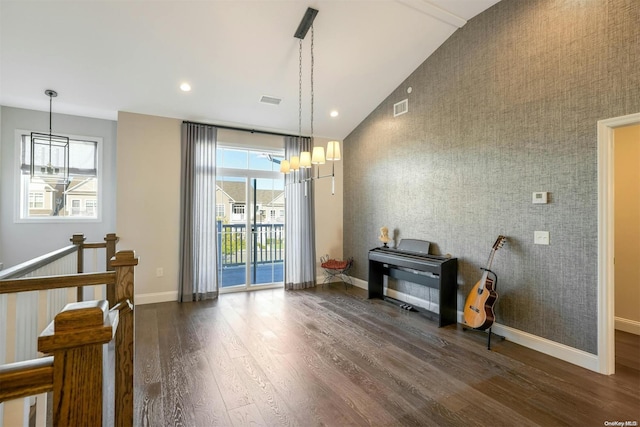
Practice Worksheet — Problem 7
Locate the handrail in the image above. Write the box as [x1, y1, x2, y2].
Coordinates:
[0, 271, 116, 294]
[0, 356, 54, 402]
[0, 249, 137, 427]
[0, 245, 78, 280]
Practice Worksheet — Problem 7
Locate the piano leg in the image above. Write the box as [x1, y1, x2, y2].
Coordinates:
[368, 260, 385, 299]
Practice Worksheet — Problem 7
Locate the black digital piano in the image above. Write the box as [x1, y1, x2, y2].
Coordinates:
[368, 239, 458, 327]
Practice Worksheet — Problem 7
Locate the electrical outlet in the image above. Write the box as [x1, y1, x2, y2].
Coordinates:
[534, 231, 550, 245]
[156, 267, 164, 277]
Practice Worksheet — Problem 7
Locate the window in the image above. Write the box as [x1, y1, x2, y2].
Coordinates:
[216, 203, 225, 219]
[28, 192, 44, 209]
[85, 200, 97, 216]
[18, 133, 100, 220]
[71, 199, 81, 216]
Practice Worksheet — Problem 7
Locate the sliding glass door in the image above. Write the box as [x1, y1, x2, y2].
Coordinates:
[216, 147, 284, 291]
[250, 177, 284, 286]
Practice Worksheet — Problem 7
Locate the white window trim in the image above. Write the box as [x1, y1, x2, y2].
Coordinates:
[14, 129, 104, 223]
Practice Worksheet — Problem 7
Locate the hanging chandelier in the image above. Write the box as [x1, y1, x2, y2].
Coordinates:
[279, 7, 341, 194]
[30, 89, 70, 186]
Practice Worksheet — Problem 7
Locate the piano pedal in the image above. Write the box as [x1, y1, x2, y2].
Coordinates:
[400, 304, 415, 311]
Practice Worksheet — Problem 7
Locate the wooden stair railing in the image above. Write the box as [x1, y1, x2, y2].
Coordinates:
[0, 234, 118, 281]
[71, 233, 119, 304]
[0, 357, 54, 402]
[38, 300, 118, 426]
[0, 250, 137, 427]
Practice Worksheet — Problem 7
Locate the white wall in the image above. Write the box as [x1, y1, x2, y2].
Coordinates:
[0, 106, 117, 267]
[313, 136, 344, 265]
[116, 112, 345, 303]
[116, 112, 182, 303]
[614, 124, 640, 331]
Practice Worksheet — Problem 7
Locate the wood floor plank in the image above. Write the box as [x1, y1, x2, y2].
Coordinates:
[615, 330, 640, 371]
[134, 286, 640, 426]
[195, 309, 254, 412]
[299, 289, 540, 426]
[134, 306, 165, 427]
[228, 403, 267, 427]
[221, 292, 371, 426]
[155, 304, 196, 427]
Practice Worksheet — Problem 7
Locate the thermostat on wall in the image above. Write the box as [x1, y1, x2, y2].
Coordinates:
[532, 192, 548, 204]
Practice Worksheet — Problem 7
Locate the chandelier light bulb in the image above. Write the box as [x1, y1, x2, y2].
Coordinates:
[311, 146, 326, 164]
[300, 151, 312, 168]
[290, 156, 300, 170]
[280, 159, 291, 174]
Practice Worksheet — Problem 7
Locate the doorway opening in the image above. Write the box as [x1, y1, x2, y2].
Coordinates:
[597, 112, 640, 375]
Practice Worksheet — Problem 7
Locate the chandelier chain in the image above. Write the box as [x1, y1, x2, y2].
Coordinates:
[298, 39, 303, 141]
[310, 25, 314, 143]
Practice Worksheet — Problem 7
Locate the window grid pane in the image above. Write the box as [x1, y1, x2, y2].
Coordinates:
[19, 134, 100, 219]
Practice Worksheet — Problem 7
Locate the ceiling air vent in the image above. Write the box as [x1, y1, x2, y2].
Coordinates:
[260, 95, 282, 106]
[393, 99, 408, 117]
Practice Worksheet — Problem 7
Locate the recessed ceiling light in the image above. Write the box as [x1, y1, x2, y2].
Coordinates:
[330, 110, 339, 118]
[180, 82, 191, 92]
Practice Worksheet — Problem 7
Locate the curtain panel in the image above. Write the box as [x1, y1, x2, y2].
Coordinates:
[284, 136, 317, 290]
[179, 122, 219, 301]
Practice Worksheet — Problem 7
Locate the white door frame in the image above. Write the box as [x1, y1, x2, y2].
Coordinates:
[596, 112, 640, 374]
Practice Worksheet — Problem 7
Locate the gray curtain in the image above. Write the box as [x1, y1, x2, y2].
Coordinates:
[179, 122, 219, 301]
[284, 136, 317, 290]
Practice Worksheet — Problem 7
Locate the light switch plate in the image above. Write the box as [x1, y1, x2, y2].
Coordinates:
[534, 231, 550, 245]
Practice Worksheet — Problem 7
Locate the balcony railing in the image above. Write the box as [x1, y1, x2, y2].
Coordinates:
[217, 222, 284, 267]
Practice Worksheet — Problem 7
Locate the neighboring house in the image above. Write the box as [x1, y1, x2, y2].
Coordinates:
[215, 181, 284, 224]
[27, 176, 98, 218]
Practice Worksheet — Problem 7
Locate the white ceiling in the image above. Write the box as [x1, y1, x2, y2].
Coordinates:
[0, 0, 499, 140]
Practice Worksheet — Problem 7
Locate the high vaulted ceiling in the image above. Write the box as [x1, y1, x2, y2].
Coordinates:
[0, 0, 500, 140]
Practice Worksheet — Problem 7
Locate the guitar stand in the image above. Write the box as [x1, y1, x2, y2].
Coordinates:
[462, 268, 504, 350]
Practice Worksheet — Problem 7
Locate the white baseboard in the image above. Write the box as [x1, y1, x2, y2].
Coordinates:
[352, 277, 368, 290]
[135, 291, 178, 305]
[615, 317, 640, 335]
[486, 321, 599, 372]
[351, 276, 599, 372]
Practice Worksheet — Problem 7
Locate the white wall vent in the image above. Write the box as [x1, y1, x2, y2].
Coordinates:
[393, 99, 408, 117]
[260, 95, 282, 106]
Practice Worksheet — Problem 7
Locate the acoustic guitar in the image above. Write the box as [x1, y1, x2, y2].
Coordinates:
[463, 235, 506, 330]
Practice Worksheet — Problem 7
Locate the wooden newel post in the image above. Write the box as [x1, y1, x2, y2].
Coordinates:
[104, 233, 120, 306]
[71, 234, 86, 302]
[38, 300, 116, 427]
[111, 250, 138, 427]
[104, 233, 119, 271]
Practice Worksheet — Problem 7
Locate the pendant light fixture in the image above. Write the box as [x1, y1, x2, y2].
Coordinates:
[280, 7, 341, 194]
[30, 89, 70, 186]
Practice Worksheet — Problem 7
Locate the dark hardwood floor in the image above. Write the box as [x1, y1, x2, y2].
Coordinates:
[134, 285, 640, 427]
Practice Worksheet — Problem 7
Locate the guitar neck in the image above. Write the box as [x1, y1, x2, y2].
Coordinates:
[478, 250, 497, 290]
[478, 270, 490, 290]
[477, 235, 505, 291]
[485, 249, 497, 272]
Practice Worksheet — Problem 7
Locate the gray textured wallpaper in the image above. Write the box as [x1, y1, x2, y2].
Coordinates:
[343, 0, 640, 354]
